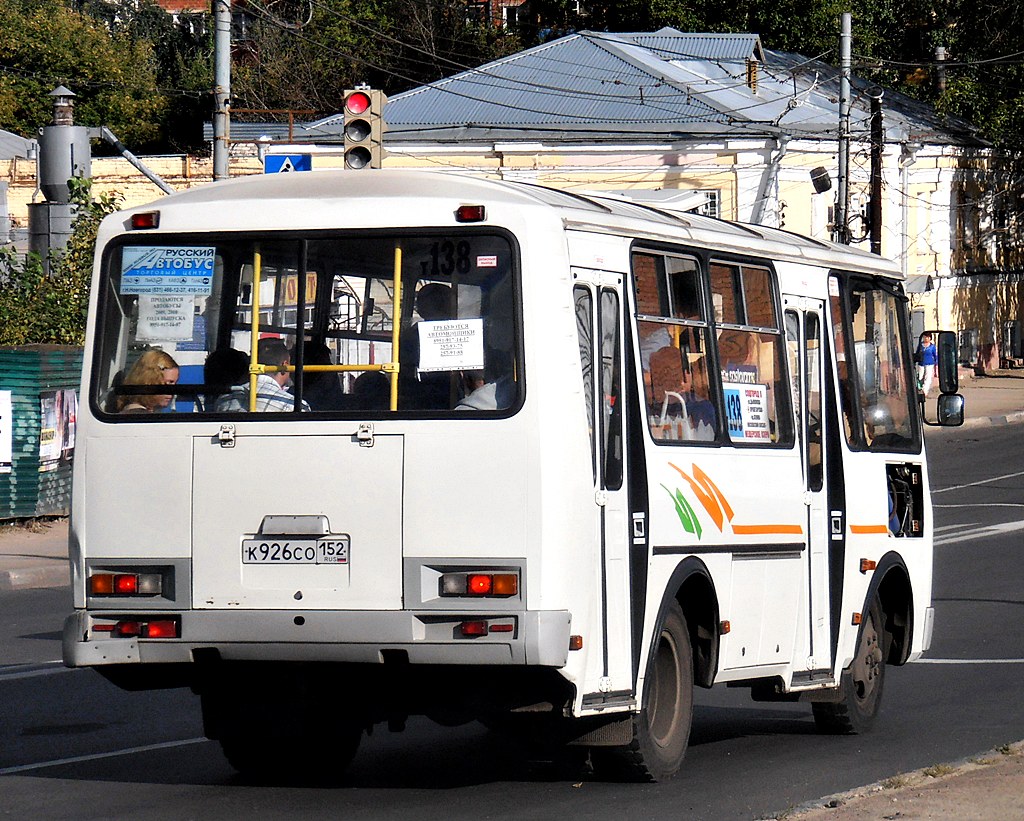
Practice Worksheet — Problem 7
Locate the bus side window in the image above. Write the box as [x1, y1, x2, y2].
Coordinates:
[711, 261, 792, 446]
[632, 251, 718, 444]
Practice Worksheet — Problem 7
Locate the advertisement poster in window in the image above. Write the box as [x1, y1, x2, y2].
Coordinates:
[0, 390, 12, 474]
[723, 382, 770, 442]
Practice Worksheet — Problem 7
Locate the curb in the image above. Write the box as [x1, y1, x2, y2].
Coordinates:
[0, 563, 69, 592]
[961, 410, 1024, 429]
[770, 740, 1024, 820]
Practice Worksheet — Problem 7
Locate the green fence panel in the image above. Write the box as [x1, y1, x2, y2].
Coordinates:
[0, 345, 83, 520]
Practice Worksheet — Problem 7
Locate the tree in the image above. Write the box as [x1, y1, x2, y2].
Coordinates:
[0, 0, 165, 147]
[0, 180, 120, 346]
[79, 0, 213, 153]
[229, 0, 521, 115]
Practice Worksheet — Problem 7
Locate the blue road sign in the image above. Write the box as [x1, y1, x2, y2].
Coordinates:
[264, 154, 312, 173]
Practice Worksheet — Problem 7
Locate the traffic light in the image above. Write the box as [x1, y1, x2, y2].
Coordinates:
[342, 88, 386, 169]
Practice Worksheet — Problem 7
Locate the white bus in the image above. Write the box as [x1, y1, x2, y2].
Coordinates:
[63, 170, 963, 782]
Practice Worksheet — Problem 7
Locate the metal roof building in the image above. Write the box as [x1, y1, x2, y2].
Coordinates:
[298, 28, 982, 148]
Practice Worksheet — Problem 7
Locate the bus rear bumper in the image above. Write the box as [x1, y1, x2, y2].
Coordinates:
[63, 608, 572, 668]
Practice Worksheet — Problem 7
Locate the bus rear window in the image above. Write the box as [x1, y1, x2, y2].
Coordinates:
[92, 233, 520, 418]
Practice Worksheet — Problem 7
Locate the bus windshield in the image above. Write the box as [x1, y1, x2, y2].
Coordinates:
[91, 232, 519, 418]
[831, 275, 918, 451]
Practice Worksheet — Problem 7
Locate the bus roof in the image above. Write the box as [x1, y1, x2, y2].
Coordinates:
[112, 169, 902, 280]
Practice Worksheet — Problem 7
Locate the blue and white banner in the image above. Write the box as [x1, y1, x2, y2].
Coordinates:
[120, 246, 216, 295]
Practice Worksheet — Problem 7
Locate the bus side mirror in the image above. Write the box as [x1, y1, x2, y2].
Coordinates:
[933, 330, 959, 394]
[936, 393, 964, 426]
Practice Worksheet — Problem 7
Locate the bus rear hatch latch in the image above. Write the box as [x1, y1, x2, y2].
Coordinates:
[357, 423, 375, 447]
[218, 424, 236, 448]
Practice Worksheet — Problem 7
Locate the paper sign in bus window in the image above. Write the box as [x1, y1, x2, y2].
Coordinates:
[723, 382, 771, 442]
[120, 246, 215, 295]
[417, 318, 485, 373]
[137, 294, 194, 342]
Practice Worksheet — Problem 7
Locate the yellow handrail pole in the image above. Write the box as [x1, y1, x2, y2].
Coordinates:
[389, 245, 402, 411]
[249, 246, 262, 412]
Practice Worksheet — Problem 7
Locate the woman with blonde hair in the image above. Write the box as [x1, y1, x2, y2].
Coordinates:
[116, 350, 180, 413]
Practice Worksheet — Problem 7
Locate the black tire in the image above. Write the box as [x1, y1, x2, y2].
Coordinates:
[219, 720, 362, 784]
[813, 595, 886, 734]
[592, 600, 693, 782]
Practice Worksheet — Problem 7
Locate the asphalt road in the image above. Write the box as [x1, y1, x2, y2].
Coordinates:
[1, 424, 1022, 821]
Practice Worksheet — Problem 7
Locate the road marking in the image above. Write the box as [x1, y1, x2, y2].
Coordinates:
[934, 503, 1024, 509]
[934, 519, 1024, 546]
[913, 658, 1024, 664]
[0, 738, 208, 776]
[932, 469, 1024, 495]
[0, 661, 69, 682]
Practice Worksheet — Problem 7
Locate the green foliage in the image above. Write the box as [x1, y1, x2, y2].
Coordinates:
[230, 0, 521, 113]
[0, 180, 120, 346]
[0, 0, 165, 147]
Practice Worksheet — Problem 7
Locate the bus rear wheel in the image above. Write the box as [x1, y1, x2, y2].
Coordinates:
[813, 595, 886, 734]
[592, 600, 693, 782]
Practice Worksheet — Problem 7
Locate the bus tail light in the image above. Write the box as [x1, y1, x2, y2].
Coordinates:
[458, 619, 515, 637]
[104, 617, 179, 639]
[130, 211, 160, 229]
[440, 571, 518, 598]
[89, 572, 163, 596]
[460, 620, 488, 637]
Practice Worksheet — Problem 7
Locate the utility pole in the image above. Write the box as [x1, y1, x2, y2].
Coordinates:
[213, 0, 231, 181]
[869, 87, 883, 255]
[835, 12, 852, 245]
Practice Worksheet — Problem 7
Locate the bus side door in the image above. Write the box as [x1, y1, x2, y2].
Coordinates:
[573, 271, 634, 700]
[784, 297, 834, 676]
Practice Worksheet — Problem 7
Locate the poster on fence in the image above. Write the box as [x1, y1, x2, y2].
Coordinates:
[0, 390, 11, 474]
[38, 389, 77, 473]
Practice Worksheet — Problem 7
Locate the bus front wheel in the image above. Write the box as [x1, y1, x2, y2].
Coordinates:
[813, 595, 886, 734]
[592, 600, 693, 782]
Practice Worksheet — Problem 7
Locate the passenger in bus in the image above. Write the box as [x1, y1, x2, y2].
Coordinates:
[203, 348, 248, 412]
[220, 338, 309, 412]
[351, 370, 391, 410]
[455, 369, 514, 411]
[302, 342, 348, 410]
[400, 282, 456, 410]
[115, 350, 180, 414]
[646, 346, 715, 441]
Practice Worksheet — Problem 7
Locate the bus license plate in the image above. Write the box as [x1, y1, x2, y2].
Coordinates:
[241, 537, 349, 565]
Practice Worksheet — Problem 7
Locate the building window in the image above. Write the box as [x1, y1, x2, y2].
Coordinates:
[694, 190, 721, 219]
[958, 328, 980, 368]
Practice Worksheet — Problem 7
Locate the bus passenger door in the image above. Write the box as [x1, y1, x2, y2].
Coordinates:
[574, 273, 633, 701]
[785, 298, 833, 676]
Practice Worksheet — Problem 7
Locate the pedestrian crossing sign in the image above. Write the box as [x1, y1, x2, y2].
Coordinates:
[264, 154, 312, 174]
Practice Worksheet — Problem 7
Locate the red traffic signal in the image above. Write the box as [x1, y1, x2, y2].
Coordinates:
[342, 88, 386, 170]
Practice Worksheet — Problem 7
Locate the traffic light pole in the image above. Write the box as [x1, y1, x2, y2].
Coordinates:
[835, 12, 852, 245]
[213, 0, 231, 181]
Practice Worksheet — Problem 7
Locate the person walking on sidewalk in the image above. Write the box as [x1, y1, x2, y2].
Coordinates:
[916, 332, 938, 394]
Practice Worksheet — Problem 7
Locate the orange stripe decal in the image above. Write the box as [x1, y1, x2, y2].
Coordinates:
[669, 462, 725, 531]
[732, 524, 804, 535]
[692, 464, 735, 523]
[850, 524, 890, 535]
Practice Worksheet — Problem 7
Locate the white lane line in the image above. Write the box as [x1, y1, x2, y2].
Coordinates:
[0, 738, 208, 776]
[934, 503, 1024, 509]
[932, 469, 1024, 495]
[913, 658, 1024, 664]
[0, 661, 69, 682]
[934, 520, 1024, 545]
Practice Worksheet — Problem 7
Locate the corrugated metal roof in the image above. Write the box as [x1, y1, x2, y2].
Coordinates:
[626, 29, 763, 62]
[0, 129, 34, 160]
[312, 32, 727, 132]
[240, 28, 981, 148]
